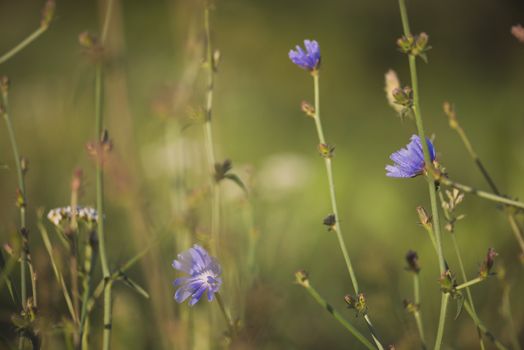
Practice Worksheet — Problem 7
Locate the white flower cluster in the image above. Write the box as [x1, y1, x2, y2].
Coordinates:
[47, 206, 99, 226]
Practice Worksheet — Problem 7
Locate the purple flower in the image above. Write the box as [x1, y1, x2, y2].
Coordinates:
[289, 40, 321, 71]
[386, 135, 436, 178]
[172, 244, 222, 306]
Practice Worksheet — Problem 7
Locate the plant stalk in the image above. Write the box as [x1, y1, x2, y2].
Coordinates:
[312, 72, 383, 349]
[398, 1, 449, 348]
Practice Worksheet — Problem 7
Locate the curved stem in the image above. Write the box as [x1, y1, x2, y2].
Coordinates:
[312, 73, 383, 350]
[0, 26, 47, 65]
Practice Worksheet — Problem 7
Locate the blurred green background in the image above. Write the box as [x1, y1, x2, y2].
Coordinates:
[1, 0, 524, 348]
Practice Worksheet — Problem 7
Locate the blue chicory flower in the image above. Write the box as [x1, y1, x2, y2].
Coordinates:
[172, 244, 222, 306]
[289, 39, 321, 71]
[386, 135, 436, 178]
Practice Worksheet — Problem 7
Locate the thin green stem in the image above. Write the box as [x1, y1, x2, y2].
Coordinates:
[215, 292, 235, 338]
[398, 2, 449, 349]
[1, 86, 37, 350]
[450, 233, 485, 349]
[312, 73, 356, 293]
[434, 292, 449, 350]
[463, 300, 508, 350]
[79, 230, 98, 349]
[438, 176, 524, 210]
[102, 281, 113, 350]
[507, 215, 524, 258]
[446, 111, 499, 195]
[94, 1, 114, 349]
[455, 276, 484, 291]
[420, 222, 438, 256]
[203, 2, 220, 255]
[1, 96, 28, 311]
[312, 73, 383, 350]
[0, 26, 47, 65]
[299, 281, 375, 350]
[500, 284, 521, 350]
[412, 274, 426, 349]
[448, 114, 524, 254]
[37, 221, 77, 323]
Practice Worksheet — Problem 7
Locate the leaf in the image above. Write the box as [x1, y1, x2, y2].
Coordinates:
[224, 173, 248, 195]
[454, 294, 464, 320]
[0, 250, 17, 305]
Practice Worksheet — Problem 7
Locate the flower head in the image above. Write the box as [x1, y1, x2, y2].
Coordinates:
[386, 135, 436, 178]
[289, 40, 321, 71]
[172, 244, 222, 306]
[47, 206, 98, 226]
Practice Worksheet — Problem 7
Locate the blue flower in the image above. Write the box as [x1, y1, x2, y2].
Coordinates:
[386, 135, 436, 178]
[289, 40, 321, 71]
[172, 244, 222, 306]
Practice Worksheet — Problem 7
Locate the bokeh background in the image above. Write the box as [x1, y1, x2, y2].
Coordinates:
[1, 0, 524, 348]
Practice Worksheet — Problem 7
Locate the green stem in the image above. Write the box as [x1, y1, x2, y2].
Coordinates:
[300, 281, 375, 350]
[102, 280, 113, 350]
[398, 1, 449, 348]
[79, 229, 98, 349]
[455, 276, 484, 291]
[450, 233, 485, 349]
[0, 26, 47, 65]
[500, 284, 521, 350]
[94, 1, 114, 349]
[463, 300, 508, 350]
[412, 274, 426, 349]
[1, 95, 28, 311]
[420, 221, 438, 256]
[312, 73, 383, 350]
[37, 221, 77, 323]
[215, 292, 235, 338]
[438, 176, 524, 210]
[203, 2, 220, 255]
[507, 215, 524, 259]
[449, 115, 524, 255]
[434, 292, 449, 350]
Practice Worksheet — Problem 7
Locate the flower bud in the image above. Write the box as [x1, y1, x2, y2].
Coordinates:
[78, 31, 97, 49]
[403, 299, 418, 313]
[405, 250, 420, 273]
[40, 0, 55, 29]
[438, 269, 456, 293]
[479, 248, 497, 279]
[295, 269, 310, 287]
[301, 100, 316, 118]
[318, 143, 335, 159]
[323, 214, 337, 231]
[416, 206, 432, 228]
[511, 24, 524, 43]
[0, 76, 9, 97]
